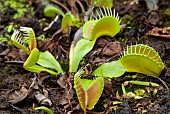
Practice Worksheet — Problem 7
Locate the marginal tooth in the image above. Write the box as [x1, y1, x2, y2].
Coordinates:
[126, 45, 128, 55]
[77, 91, 84, 96]
[116, 13, 119, 20]
[118, 54, 121, 59]
[156, 57, 160, 61]
[15, 36, 19, 42]
[147, 48, 151, 56]
[96, 10, 101, 19]
[75, 76, 80, 83]
[143, 46, 146, 54]
[151, 54, 158, 60]
[99, 7, 104, 17]
[131, 46, 133, 54]
[110, 8, 112, 16]
[117, 16, 120, 21]
[15, 31, 20, 40]
[126, 45, 129, 54]
[139, 45, 142, 54]
[76, 83, 82, 91]
[11, 30, 17, 40]
[92, 13, 98, 20]
[113, 9, 115, 18]
[106, 7, 110, 16]
[124, 50, 126, 55]
[119, 19, 122, 23]
[135, 45, 137, 54]
[103, 7, 107, 16]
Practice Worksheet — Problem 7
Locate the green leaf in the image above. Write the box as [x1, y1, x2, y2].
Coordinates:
[62, 13, 72, 33]
[128, 80, 159, 87]
[11, 27, 37, 53]
[119, 44, 164, 76]
[69, 39, 96, 72]
[37, 51, 63, 74]
[23, 48, 57, 74]
[82, 8, 121, 41]
[82, 20, 97, 40]
[35, 106, 54, 114]
[25, 65, 57, 75]
[74, 70, 104, 111]
[11, 39, 30, 54]
[91, 16, 120, 40]
[44, 5, 64, 17]
[21, 27, 37, 51]
[92, 61, 126, 78]
[23, 48, 39, 68]
[11, 30, 30, 54]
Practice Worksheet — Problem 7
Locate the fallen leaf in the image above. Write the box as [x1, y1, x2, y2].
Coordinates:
[8, 86, 28, 104]
[102, 42, 122, 56]
[148, 27, 170, 39]
[35, 92, 52, 106]
[57, 73, 68, 88]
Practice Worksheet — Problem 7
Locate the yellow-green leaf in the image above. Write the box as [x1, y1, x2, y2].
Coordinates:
[119, 44, 164, 76]
[23, 48, 39, 68]
[74, 70, 104, 111]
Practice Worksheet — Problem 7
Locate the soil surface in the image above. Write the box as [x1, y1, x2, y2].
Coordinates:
[0, 0, 170, 114]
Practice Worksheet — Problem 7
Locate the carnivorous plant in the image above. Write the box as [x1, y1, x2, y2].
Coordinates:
[69, 7, 121, 72]
[11, 27, 63, 74]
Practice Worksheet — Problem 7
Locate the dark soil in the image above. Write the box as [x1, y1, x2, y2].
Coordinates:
[0, 0, 170, 114]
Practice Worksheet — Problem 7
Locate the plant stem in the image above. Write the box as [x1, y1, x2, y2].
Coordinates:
[121, 83, 127, 95]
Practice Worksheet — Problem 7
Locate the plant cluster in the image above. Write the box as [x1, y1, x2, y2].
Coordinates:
[10, 1, 164, 114]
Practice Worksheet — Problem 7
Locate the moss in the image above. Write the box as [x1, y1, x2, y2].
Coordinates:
[163, 8, 170, 16]
[160, 8, 170, 27]
[121, 15, 132, 24]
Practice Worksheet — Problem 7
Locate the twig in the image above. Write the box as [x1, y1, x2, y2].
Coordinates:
[51, 28, 63, 39]
[5, 61, 24, 66]
[75, 0, 85, 13]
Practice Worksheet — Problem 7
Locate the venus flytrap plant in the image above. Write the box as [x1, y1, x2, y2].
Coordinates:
[42, 1, 82, 33]
[11, 27, 63, 74]
[23, 49, 63, 75]
[83, 8, 121, 40]
[41, 0, 65, 18]
[61, 13, 73, 33]
[87, 44, 163, 109]
[92, 44, 164, 78]
[20, 27, 37, 51]
[74, 68, 104, 113]
[11, 27, 35, 54]
[119, 44, 164, 76]
[44, 4, 65, 17]
[85, 44, 163, 108]
[69, 7, 121, 72]
[9, 5, 165, 112]
[61, 13, 82, 33]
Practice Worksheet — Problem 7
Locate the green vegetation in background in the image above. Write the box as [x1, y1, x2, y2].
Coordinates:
[0, 0, 35, 44]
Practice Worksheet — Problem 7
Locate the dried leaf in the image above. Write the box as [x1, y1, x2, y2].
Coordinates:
[35, 92, 52, 106]
[148, 27, 170, 39]
[102, 42, 122, 56]
[8, 86, 28, 104]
